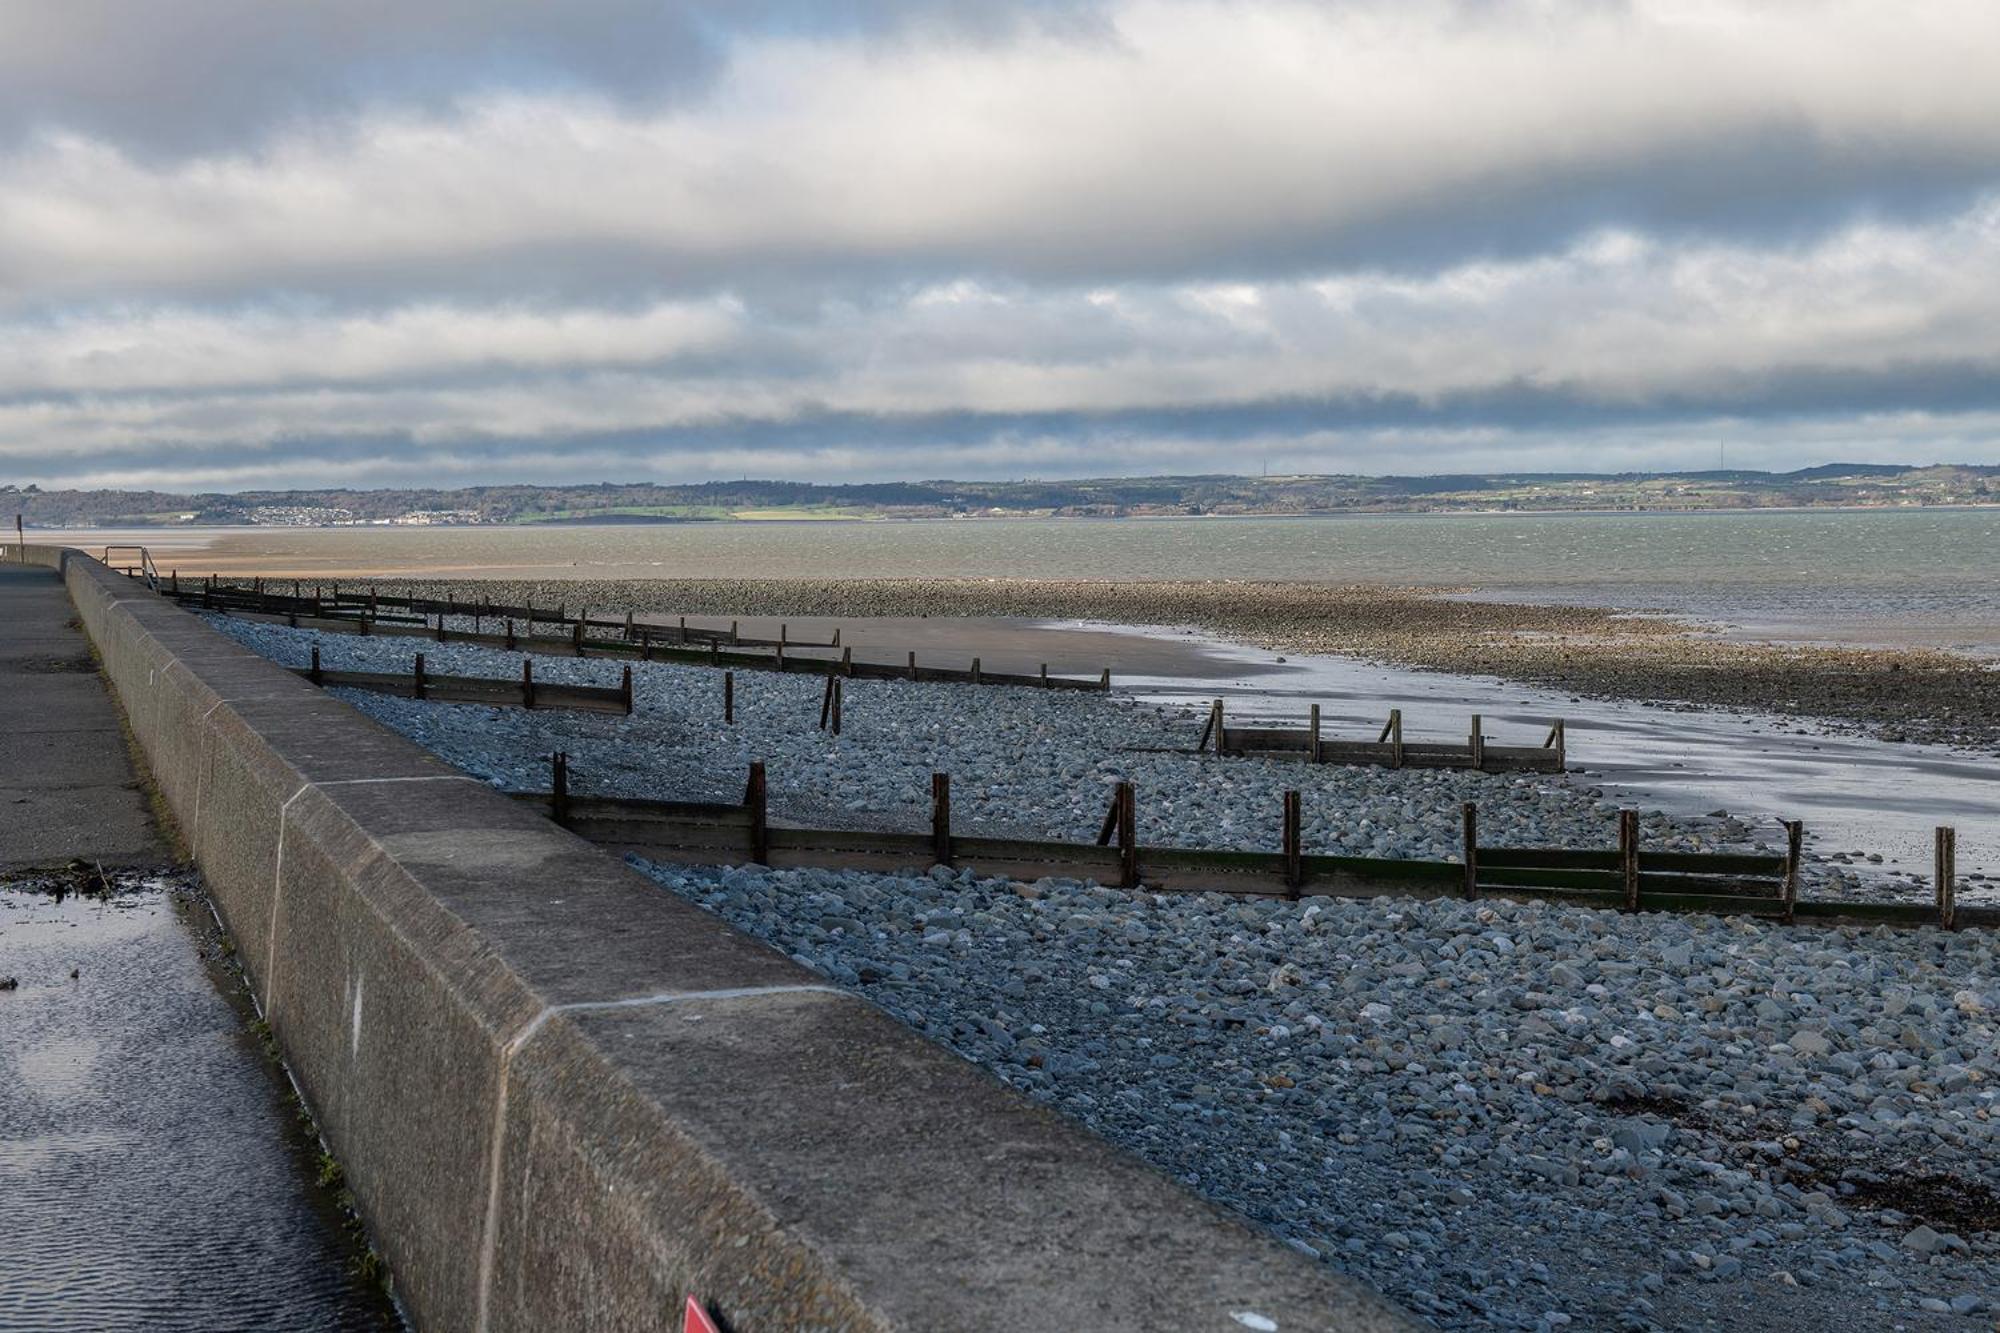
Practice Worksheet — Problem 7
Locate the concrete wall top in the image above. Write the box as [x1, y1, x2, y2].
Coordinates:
[34, 544, 1415, 1333]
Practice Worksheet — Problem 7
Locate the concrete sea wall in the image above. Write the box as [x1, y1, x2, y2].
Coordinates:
[25, 546, 1411, 1333]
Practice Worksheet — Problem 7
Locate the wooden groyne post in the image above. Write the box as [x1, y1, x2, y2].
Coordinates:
[932, 773, 953, 868]
[1937, 826, 1958, 930]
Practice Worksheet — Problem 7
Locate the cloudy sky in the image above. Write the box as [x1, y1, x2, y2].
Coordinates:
[5, 0, 2000, 491]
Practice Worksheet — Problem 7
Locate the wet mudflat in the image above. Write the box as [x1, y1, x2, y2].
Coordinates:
[1113, 626, 2000, 891]
[0, 875, 400, 1332]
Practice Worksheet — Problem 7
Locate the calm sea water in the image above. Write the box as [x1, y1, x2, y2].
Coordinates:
[75, 506, 2000, 651]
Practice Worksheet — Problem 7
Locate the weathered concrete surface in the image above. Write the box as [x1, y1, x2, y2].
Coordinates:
[0, 563, 161, 869]
[39, 546, 1418, 1333]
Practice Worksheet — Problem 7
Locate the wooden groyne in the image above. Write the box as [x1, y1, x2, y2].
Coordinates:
[1200, 700, 1566, 773]
[166, 576, 1112, 693]
[524, 757, 1991, 932]
[294, 646, 634, 714]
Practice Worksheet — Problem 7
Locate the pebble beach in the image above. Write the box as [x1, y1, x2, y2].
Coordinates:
[206, 614, 2000, 1330]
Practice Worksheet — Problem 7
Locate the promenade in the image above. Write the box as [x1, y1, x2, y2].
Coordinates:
[0, 560, 396, 1330]
[0, 563, 159, 869]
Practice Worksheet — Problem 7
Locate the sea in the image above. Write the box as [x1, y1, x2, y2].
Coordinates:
[76, 505, 2000, 654]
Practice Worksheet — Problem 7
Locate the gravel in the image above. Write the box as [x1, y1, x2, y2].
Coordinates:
[638, 861, 2000, 1331]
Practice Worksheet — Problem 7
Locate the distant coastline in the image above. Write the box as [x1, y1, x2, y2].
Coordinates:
[9, 462, 1996, 529]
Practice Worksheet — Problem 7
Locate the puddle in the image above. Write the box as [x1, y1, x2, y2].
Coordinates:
[0, 877, 401, 1331]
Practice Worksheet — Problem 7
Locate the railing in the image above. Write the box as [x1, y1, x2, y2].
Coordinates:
[103, 545, 160, 590]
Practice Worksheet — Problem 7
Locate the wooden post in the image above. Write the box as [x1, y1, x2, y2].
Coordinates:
[907, 651, 918, 681]
[1203, 699, 1225, 754]
[1117, 781, 1138, 889]
[1100, 667, 1111, 692]
[413, 652, 427, 700]
[841, 645, 853, 677]
[172, 569, 180, 596]
[1619, 809, 1640, 912]
[551, 751, 569, 825]
[1040, 663, 1049, 687]
[522, 659, 536, 709]
[819, 674, 836, 730]
[932, 772, 952, 867]
[710, 640, 720, 667]
[780, 623, 788, 647]
[620, 665, 634, 716]
[970, 657, 981, 685]
[1469, 714, 1485, 770]
[436, 612, 446, 643]
[723, 671, 734, 724]
[624, 610, 635, 641]
[831, 677, 843, 736]
[505, 618, 516, 650]
[1936, 826, 1957, 930]
[1309, 705, 1321, 764]
[1781, 819, 1803, 924]
[832, 628, 841, 648]
[775, 641, 785, 672]
[1388, 709, 1404, 768]
[573, 620, 585, 655]
[359, 611, 371, 637]
[1461, 802, 1478, 900]
[1282, 789, 1303, 899]
[1545, 719, 1567, 769]
[730, 620, 739, 646]
[309, 645, 322, 686]
[745, 761, 768, 865]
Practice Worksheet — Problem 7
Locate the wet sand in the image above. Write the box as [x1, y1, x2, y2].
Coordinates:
[356, 575, 2000, 757]
[628, 613, 1286, 682]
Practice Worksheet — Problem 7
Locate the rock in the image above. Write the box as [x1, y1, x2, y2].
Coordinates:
[1611, 1120, 1671, 1155]
[1902, 1225, 1946, 1255]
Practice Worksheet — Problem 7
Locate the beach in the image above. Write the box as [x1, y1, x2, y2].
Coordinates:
[341, 574, 2000, 757]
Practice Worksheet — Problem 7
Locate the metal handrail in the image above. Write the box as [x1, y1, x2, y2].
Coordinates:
[102, 545, 159, 591]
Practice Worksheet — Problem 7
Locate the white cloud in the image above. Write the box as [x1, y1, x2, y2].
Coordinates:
[5, 0, 2000, 485]
[5, 0, 2000, 306]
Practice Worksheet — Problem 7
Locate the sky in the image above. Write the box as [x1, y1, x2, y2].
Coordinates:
[4, 0, 2000, 492]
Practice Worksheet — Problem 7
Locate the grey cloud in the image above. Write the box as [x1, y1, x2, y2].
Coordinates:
[0, 1, 1106, 156]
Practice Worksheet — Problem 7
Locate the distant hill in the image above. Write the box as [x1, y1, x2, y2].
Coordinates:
[5, 464, 1996, 528]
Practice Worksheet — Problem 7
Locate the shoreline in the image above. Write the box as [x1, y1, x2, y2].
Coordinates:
[357, 575, 2000, 757]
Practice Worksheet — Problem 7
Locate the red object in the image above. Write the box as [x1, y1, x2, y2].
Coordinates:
[683, 1296, 722, 1333]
